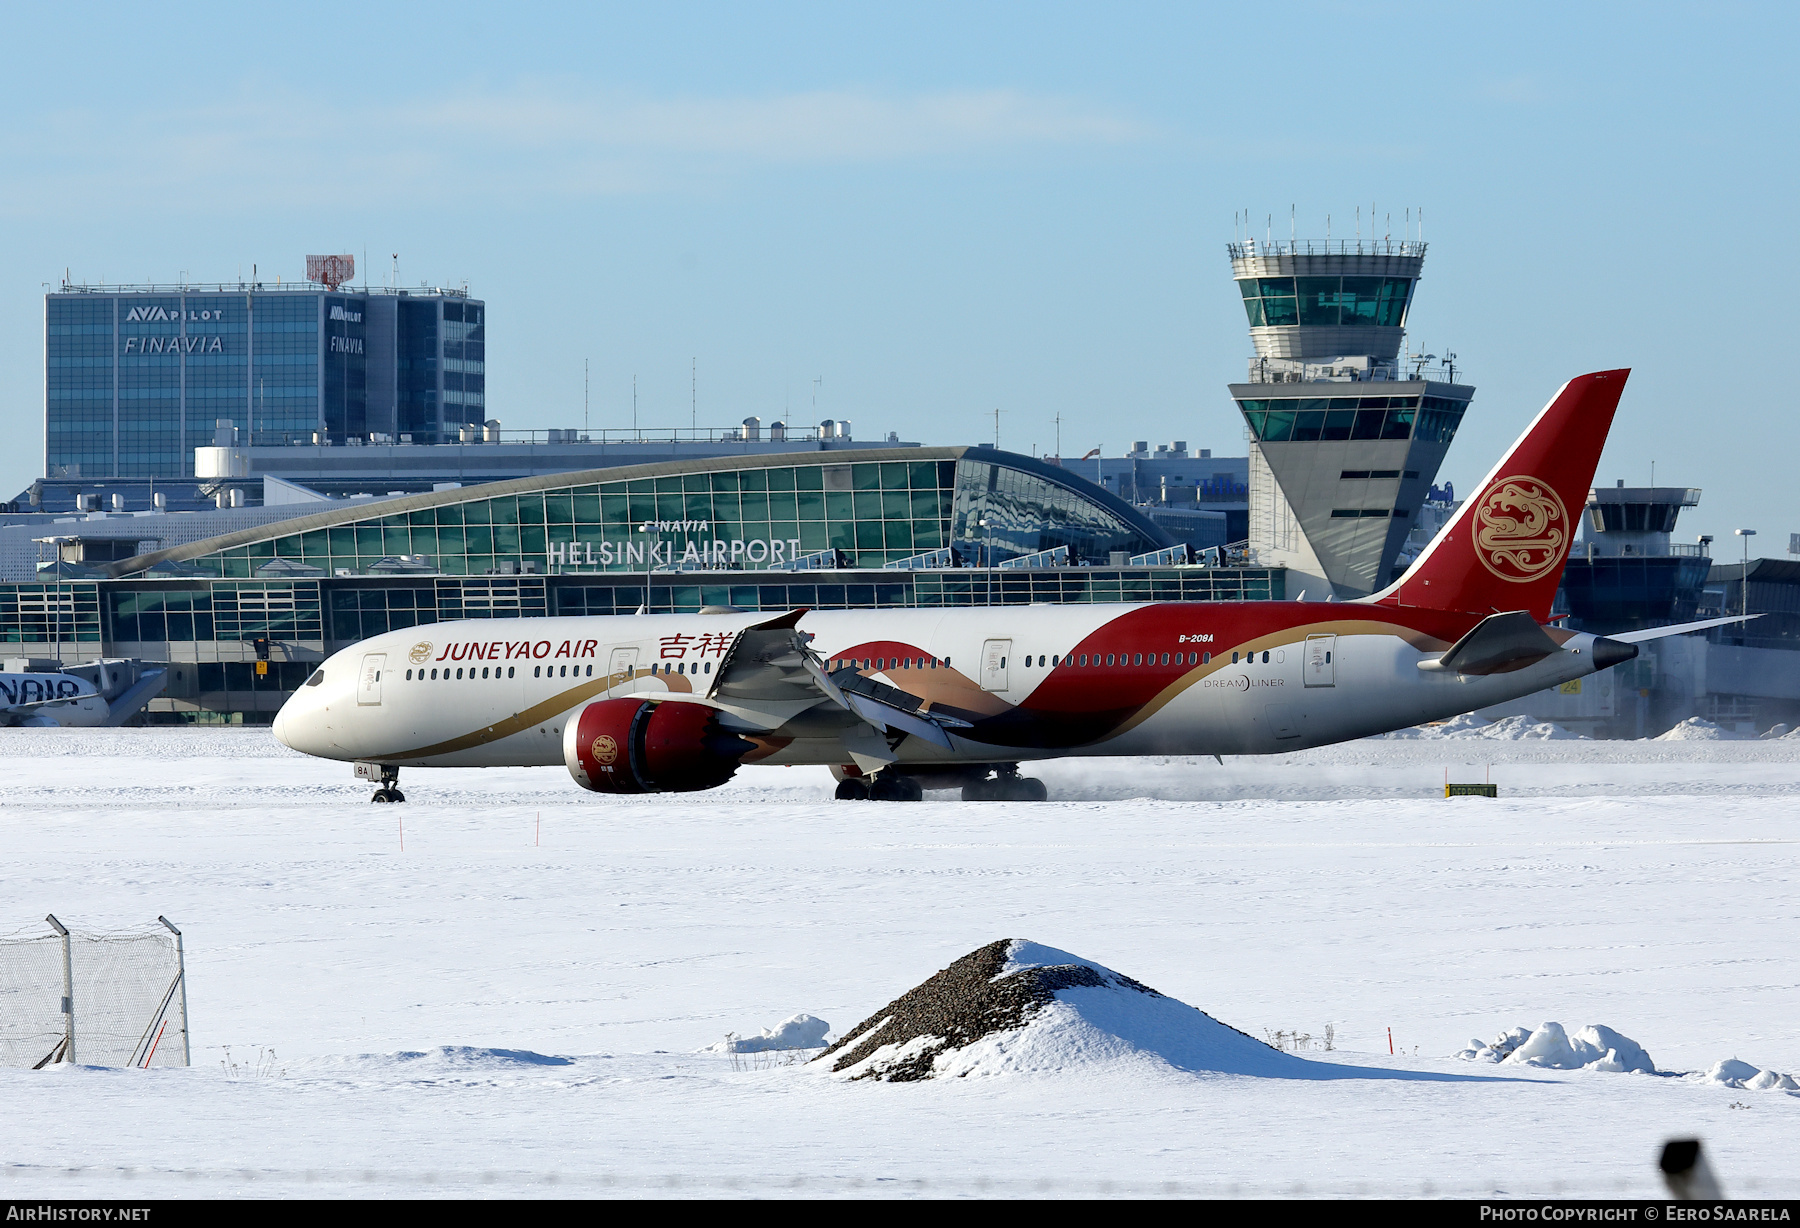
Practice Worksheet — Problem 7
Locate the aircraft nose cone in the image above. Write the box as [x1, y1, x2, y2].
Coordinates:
[272, 703, 292, 748]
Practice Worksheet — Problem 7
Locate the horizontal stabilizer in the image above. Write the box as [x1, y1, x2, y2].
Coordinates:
[1418, 611, 1562, 676]
[1607, 614, 1763, 644]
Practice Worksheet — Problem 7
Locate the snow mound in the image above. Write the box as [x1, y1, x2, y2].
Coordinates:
[1480, 715, 1584, 741]
[1657, 717, 1737, 741]
[386, 1046, 574, 1067]
[705, 1013, 831, 1053]
[1385, 713, 1582, 741]
[1698, 1058, 1799, 1091]
[814, 939, 1295, 1082]
[1382, 713, 1491, 739]
[1760, 723, 1791, 739]
[1456, 1022, 1654, 1073]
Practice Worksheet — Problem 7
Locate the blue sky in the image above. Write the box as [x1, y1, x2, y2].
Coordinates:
[2, 1, 1794, 548]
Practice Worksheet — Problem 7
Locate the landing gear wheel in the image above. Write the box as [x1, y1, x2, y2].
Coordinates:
[1012, 777, 1047, 802]
[962, 772, 1047, 802]
[869, 773, 923, 802]
[834, 778, 870, 801]
[362, 763, 405, 804]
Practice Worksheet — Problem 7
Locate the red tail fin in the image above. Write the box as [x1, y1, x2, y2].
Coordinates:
[1371, 369, 1630, 620]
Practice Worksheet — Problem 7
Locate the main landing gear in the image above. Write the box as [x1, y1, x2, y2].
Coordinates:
[830, 765, 1047, 802]
[961, 766, 1048, 802]
[356, 762, 406, 804]
[834, 771, 923, 802]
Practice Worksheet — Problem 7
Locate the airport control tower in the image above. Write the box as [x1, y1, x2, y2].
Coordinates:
[1226, 238, 1476, 597]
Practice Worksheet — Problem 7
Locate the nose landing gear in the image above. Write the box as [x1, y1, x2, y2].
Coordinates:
[355, 761, 406, 804]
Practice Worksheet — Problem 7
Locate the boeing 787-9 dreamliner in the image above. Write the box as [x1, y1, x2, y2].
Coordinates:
[274, 370, 1742, 802]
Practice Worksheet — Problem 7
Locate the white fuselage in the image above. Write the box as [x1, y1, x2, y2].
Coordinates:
[273, 604, 1611, 771]
[0, 672, 107, 728]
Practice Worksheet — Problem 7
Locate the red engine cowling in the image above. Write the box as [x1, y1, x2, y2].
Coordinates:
[564, 697, 754, 794]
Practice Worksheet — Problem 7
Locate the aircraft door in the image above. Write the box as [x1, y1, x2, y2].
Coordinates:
[1304, 634, 1336, 687]
[357, 653, 387, 706]
[980, 638, 1012, 692]
[606, 647, 641, 695]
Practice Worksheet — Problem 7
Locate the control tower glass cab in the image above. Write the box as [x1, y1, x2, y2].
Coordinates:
[1559, 484, 1712, 634]
[1225, 239, 1476, 597]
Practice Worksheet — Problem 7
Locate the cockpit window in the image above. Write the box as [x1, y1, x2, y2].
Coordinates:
[305, 670, 325, 687]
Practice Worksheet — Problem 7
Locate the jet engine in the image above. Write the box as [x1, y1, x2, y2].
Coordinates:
[563, 697, 755, 794]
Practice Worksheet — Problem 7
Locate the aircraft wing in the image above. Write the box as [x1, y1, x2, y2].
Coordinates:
[1607, 614, 1762, 643]
[706, 609, 972, 755]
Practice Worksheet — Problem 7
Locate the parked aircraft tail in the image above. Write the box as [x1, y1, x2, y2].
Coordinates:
[1368, 369, 1630, 621]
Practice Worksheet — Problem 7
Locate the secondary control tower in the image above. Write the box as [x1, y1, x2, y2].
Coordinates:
[1226, 237, 1476, 596]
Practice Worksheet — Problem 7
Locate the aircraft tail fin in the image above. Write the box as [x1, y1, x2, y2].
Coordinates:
[1368, 369, 1630, 620]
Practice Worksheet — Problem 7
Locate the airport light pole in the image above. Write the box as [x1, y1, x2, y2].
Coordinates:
[1735, 529, 1756, 620]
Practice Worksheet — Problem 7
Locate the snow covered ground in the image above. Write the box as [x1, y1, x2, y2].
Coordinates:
[2, 727, 1797, 1199]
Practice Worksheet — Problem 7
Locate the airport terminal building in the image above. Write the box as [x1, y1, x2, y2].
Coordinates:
[3, 447, 1281, 720]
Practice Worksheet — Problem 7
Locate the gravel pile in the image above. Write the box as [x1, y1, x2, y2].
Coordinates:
[816, 938, 1271, 1082]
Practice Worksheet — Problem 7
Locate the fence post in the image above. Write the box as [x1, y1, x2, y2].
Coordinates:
[158, 916, 190, 1067]
[46, 914, 73, 1064]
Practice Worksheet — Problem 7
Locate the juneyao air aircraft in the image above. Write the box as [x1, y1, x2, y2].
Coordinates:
[274, 369, 1748, 802]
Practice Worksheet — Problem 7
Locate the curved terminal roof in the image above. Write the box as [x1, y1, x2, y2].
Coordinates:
[105, 446, 1170, 579]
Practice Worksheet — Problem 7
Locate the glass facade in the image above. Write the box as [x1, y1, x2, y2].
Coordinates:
[45, 288, 482, 477]
[173, 456, 1158, 580]
[1237, 394, 1466, 445]
[1237, 275, 1413, 329]
[439, 299, 486, 436]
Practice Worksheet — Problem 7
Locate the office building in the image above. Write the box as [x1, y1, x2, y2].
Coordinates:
[45, 278, 485, 480]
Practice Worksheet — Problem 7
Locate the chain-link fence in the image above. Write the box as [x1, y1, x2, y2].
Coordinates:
[0, 916, 188, 1068]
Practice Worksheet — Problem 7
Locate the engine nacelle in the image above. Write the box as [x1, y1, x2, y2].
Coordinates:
[564, 697, 754, 794]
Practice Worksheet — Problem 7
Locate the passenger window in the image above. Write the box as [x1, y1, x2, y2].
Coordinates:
[705, 662, 712, 673]
[1132, 653, 1142, 666]
[1202, 652, 1211, 664]
[508, 667, 515, 678]
[1079, 654, 1088, 666]
[533, 666, 540, 677]
[482, 667, 489, 679]
[1106, 654, 1115, 666]
[1231, 652, 1239, 664]
[1262, 651, 1270, 664]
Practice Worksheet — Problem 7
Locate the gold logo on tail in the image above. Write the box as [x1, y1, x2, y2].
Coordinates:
[1472, 476, 1569, 582]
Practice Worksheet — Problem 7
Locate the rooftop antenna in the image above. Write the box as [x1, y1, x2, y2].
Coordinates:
[992, 406, 1004, 449]
[1053, 412, 1062, 461]
[1290, 204, 1295, 244]
[1266, 213, 1272, 245]
[1327, 213, 1332, 244]
[1356, 205, 1361, 245]
[633, 374, 638, 434]
[584, 359, 589, 436]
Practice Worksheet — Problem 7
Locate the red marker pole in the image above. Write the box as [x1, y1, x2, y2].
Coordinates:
[1388, 1027, 1394, 1055]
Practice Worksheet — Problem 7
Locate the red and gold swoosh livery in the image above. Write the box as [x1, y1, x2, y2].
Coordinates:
[273, 370, 1727, 801]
